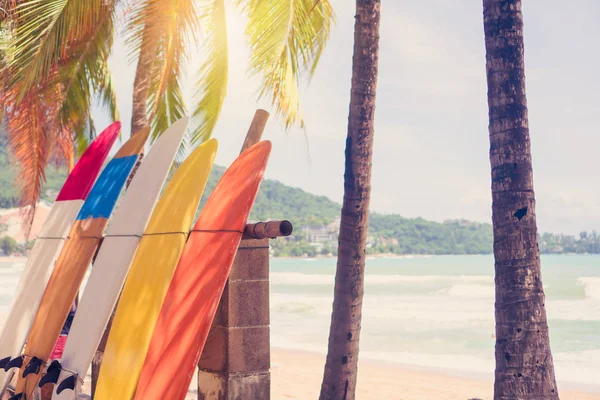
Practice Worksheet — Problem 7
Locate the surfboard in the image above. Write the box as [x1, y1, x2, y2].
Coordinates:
[10, 128, 150, 399]
[47, 117, 189, 400]
[0, 123, 121, 394]
[92, 138, 218, 400]
[134, 141, 272, 400]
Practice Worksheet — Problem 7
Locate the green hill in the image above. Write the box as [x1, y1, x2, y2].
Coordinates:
[1, 139, 598, 256]
[200, 165, 494, 255]
[200, 165, 341, 227]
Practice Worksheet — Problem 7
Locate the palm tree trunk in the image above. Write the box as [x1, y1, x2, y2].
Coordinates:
[482, 1, 559, 398]
[319, 1, 380, 399]
[127, 22, 159, 187]
[130, 24, 157, 136]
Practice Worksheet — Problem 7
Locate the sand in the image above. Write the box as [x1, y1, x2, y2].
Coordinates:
[23, 348, 600, 399]
[270, 348, 600, 400]
[0, 329, 599, 399]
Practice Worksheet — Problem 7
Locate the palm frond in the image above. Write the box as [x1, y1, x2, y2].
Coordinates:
[146, 3, 194, 141]
[126, 0, 196, 147]
[97, 64, 120, 122]
[0, 1, 19, 22]
[2, 89, 54, 232]
[55, 0, 117, 140]
[49, 127, 74, 170]
[241, 0, 334, 129]
[8, 0, 106, 99]
[74, 130, 90, 157]
[190, 0, 228, 147]
[1, 0, 115, 218]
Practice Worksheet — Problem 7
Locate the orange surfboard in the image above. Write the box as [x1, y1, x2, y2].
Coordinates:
[12, 129, 149, 398]
[133, 141, 272, 400]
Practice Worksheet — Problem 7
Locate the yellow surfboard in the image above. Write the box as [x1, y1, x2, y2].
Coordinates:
[93, 138, 217, 400]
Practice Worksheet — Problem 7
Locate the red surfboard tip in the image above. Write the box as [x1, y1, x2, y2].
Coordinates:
[56, 122, 121, 201]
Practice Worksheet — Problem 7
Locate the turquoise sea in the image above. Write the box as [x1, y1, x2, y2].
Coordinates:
[269, 254, 600, 388]
[1, 254, 599, 388]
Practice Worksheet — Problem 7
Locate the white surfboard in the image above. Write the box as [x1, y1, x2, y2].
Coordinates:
[49, 117, 189, 400]
[0, 123, 121, 394]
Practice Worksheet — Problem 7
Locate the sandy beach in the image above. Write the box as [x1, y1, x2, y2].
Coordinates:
[27, 347, 600, 399]
[270, 348, 600, 400]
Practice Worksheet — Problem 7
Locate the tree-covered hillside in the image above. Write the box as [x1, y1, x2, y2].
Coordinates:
[201, 166, 494, 255]
[200, 165, 341, 227]
[368, 215, 493, 254]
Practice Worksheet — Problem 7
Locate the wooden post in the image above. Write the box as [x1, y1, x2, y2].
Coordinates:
[240, 109, 270, 154]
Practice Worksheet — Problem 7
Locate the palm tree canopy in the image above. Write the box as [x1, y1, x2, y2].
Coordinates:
[1, 0, 334, 218]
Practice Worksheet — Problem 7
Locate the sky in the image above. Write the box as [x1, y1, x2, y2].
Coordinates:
[93, 0, 600, 235]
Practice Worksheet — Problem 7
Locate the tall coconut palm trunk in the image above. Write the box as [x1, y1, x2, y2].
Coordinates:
[127, 24, 159, 186]
[131, 26, 158, 136]
[319, 1, 380, 399]
[482, 1, 559, 398]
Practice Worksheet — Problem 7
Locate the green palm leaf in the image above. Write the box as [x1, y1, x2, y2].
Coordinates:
[8, 0, 105, 100]
[191, 0, 228, 146]
[127, 0, 196, 159]
[241, 0, 334, 129]
[55, 0, 117, 141]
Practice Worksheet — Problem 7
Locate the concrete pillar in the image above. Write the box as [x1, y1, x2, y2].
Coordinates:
[197, 238, 271, 400]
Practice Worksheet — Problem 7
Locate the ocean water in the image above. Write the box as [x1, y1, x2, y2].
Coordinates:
[269, 254, 600, 388]
[1, 254, 599, 389]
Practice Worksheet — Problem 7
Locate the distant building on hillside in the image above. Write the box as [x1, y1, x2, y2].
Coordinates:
[302, 225, 335, 244]
[327, 216, 341, 232]
[300, 217, 341, 247]
[366, 235, 375, 248]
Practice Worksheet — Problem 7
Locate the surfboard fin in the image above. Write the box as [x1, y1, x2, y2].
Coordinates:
[22, 356, 43, 377]
[0, 356, 10, 369]
[8, 393, 24, 400]
[56, 375, 76, 394]
[5, 355, 24, 371]
[39, 360, 62, 387]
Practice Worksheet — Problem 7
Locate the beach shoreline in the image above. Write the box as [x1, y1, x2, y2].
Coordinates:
[273, 253, 436, 260]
